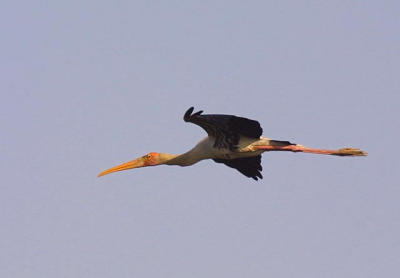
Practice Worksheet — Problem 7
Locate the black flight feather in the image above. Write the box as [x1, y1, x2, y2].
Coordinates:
[213, 156, 263, 181]
[183, 107, 263, 150]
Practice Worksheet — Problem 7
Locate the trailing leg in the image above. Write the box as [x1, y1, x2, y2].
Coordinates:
[253, 144, 367, 156]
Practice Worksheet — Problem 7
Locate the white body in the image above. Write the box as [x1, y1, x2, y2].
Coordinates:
[168, 136, 271, 166]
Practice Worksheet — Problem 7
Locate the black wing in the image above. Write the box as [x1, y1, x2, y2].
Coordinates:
[183, 107, 263, 150]
[213, 156, 263, 181]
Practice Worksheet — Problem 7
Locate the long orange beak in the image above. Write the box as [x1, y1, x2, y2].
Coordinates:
[98, 157, 146, 177]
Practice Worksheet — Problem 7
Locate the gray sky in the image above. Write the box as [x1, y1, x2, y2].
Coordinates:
[1, 1, 399, 277]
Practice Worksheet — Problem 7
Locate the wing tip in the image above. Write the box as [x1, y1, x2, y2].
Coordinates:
[183, 106, 203, 122]
[183, 107, 194, 121]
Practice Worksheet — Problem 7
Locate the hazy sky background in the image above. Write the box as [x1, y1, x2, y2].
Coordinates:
[1, 1, 399, 277]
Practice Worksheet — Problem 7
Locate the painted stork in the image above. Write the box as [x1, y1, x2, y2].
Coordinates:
[98, 107, 367, 180]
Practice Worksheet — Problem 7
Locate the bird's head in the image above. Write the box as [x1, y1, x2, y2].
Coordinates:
[98, 152, 169, 177]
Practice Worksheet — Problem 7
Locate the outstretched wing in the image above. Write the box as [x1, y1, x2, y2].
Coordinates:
[213, 156, 263, 181]
[183, 107, 263, 150]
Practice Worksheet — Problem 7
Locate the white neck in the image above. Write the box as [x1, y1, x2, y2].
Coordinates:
[165, 150, 203, 166]
[165, 137, 213, 166]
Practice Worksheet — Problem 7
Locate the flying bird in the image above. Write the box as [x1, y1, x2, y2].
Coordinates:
[98, 107, 367, 180]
